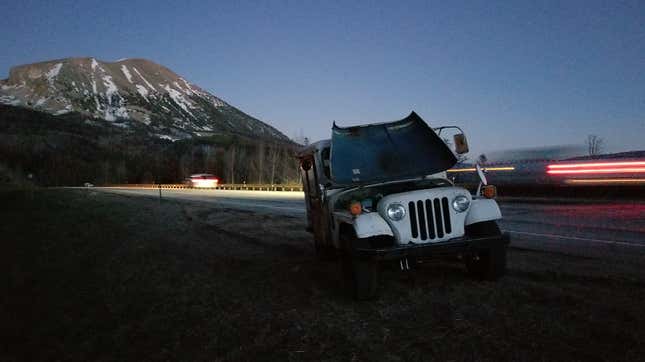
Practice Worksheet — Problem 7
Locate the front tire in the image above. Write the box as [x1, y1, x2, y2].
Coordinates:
[314, 237, 336, 261]
[339, 230, 378, 300]
[464, 221, 507, 280]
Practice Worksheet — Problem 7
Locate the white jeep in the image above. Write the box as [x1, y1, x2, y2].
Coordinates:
[297, 112, 509, 299]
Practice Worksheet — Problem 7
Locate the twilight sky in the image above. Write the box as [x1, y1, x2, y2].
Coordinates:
[1, 0, 644, 157]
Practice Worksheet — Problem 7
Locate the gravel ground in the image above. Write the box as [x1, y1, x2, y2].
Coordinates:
[2, 189, 645, 361]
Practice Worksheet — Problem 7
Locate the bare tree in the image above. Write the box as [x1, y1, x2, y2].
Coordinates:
[269, 143, 280, 185]
[236, 146, 250, 185]
[292, 128, 308, 145]
[256, 141, 265, 184]
[102, 160, 111, 185]
[228, 145, 237, 184]
[586, 135, 604, 156]
[179, 153, 192, 180]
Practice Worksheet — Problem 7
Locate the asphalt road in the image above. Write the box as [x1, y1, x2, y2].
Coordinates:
[92, 187, 645, 258]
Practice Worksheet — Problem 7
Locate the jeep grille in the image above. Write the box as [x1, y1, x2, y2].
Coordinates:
[408, 197, 452, 241]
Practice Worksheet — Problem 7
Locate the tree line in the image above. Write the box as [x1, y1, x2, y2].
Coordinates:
[0, 105, 301, 186]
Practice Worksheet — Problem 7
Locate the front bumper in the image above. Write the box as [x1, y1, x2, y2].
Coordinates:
[352, 232, 510, 261]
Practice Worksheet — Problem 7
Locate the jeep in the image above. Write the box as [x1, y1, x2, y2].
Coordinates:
[297, 112, 510, 299]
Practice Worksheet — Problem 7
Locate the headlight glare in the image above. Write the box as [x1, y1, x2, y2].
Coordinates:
[386, 203, 406, 221]
[452, 195, 470, 213]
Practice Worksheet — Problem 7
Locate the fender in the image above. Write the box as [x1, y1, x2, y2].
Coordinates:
[465, 198, 502, 226]
[353, 212, 394, 238]
[333, 211, 394, 239]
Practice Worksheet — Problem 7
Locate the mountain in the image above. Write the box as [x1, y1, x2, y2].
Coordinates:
[0, 57, 288, 141]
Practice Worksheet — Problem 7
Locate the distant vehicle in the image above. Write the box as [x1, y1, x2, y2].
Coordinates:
[186, 174, 219, 188]
[449, 150, 645, 188]
[298, 112, 509, 300]
[83, 182, 94, 187]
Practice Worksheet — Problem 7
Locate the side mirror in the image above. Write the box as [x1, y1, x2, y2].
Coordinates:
[453, 133, 469, 154]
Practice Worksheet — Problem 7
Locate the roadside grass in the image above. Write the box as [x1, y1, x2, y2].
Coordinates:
[2, 189, 645, 361]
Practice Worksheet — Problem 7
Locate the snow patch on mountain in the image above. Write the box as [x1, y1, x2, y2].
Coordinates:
[163, 84, 195, 118]
[101, 74, 128, 121]
[174, 81, 192, 96]
[102, 75, 118, 98]
[133, 67, 156, 91]
[112, 122, 129, 128]
[121, 65, 133, 83]
[155, 134, 179, 141]
[135, 84, 149, 101]
[0, 95, 19, 105]
[46, 63, 63, 84]
[54, 105, 72, 115]
[179, 78, 195, 94]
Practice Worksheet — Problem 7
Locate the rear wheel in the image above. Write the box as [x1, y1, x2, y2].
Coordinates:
[464, 221, 507, 280]
[339, 230, 378, 300]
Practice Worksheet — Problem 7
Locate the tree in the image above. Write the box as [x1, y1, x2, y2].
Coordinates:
[228, 144, 237, 184]
[268, 143, 277, 185]
[292, 129, 308, 145]
[586, 135, 604, 156]
[256, 141, 265, 184]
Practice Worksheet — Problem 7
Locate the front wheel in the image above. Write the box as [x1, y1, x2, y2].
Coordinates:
[339, 231, 378, 300]
[464, 221, 507, 280]
[314, 237, 337, 261]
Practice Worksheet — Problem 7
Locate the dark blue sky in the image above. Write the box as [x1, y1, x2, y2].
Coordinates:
[1, 0, 644, 156]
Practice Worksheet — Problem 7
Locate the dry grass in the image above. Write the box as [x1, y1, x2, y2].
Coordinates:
[2, 189, 644, 361]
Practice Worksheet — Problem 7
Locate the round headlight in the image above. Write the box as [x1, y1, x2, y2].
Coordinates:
[452, 195, 470, 213]
[386, 203, 406, 221]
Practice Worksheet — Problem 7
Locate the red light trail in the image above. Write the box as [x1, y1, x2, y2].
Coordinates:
[547, 160, 645, 175]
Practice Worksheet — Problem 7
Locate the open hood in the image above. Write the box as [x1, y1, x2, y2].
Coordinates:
[330, 112, 457, 185]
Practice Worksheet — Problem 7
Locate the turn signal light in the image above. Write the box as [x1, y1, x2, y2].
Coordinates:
[349, 201, 362, 216]
[482, 185, 497, 199]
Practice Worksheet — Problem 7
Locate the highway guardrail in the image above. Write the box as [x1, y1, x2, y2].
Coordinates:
[103, 184, 304, 192]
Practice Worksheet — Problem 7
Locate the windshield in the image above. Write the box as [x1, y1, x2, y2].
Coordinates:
[330, 112, 457, 185]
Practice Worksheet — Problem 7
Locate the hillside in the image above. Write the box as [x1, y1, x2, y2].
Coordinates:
[0, 105, 299, 186]
[0, 57, 288, 141]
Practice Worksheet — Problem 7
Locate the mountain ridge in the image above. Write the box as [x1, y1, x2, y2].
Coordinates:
[0, 57, 289, 142]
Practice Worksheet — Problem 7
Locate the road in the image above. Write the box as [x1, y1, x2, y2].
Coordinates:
[92, 187, 645, 258]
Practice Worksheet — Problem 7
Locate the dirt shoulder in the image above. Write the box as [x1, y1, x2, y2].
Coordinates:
[2, 189, 645, 361]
